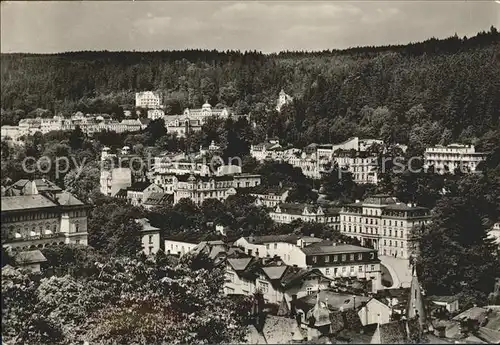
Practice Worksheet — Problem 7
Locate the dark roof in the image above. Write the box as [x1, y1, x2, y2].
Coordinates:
[14, 250, 47, 265]
[295, 289, 370, 312]
[128, 181, 152, 192]
[114, 188, 128, 198]
[372, 320, 410, 344]
[428, 295, 459, 303]
[245, 234, 301, 245]
[143, 192, 172, 205]
[301, 242, 375, 256]
[384, 204, 428, 211]
[227, 257, 253, 271]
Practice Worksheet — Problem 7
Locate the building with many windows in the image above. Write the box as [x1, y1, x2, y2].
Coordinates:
[172, 174, 261, 205]
[135, 91, 162, 109]
[339, 195, 431, 259]
[269, 203, 340, 229]
[251, 186, 290, 209]
[135, 218, 161, 255]
[1, 179, 91, 251]
[147, 109, 165, 120]
[250, 139, 283, 162]
[424, 144, 488, 174]
[334, 150, 379, 184]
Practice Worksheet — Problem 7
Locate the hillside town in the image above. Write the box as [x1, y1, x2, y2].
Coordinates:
[1, 3, 499, 344]
[2, 87, 500, 344]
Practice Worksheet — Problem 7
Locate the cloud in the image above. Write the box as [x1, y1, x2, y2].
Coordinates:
[0, 1, 497, 53]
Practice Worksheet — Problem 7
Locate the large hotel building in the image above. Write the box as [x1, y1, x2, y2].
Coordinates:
[424, 144, 488, 174]
[339, 194, 431, 259]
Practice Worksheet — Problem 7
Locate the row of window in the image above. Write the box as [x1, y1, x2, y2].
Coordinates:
[343, 216, 406, 226]
[311, 252, 375, 263]
[324, 264, 376, 275]
[383, 240, 405, 248]
[343, 225, 406, 238]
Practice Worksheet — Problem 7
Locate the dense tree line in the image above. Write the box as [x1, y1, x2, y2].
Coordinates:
[2, 28, 499, 151]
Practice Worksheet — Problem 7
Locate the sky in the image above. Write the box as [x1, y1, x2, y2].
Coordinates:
[1, 1, 499, 53]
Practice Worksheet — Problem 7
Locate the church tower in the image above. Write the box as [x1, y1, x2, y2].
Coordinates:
[407, 264, 427, 331]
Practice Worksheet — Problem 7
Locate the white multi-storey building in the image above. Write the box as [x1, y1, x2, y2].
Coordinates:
[1, 179, 90, 251]
[276, 89, 293, 112]
[424, 144, 488, 174]
[147, 109, 165, 120]
[135, 91, 162, 109]
[339, 194, 431, 259]
[173, 174, 261, 205]
[334, 151, 379, 184]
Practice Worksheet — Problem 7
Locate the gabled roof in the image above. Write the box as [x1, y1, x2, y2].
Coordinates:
[55, 191, 85, 206]
[262, 265, 288, 280]
[143, 192, 172, 206]
[227, 257, 253, 271]
[128, 181, 152, 192]
[245, 234, 301, 245]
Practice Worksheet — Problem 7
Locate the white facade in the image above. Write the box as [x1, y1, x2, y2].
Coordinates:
[358, 298, 392, 326]
[173, 176, 238, 205]
[233, 236, 310, 267]
[135, 91, 162, 109]
[334, 154, 378, 184]
[269, 203, 340, 230]
[164, 239, 198, 256]
[250, 139, 282, 162]
[488, 222, 500, 247]
[276, 90, 293, 112]
[424, 144, 488, 174]
[136, 219, 161, 255]
[153, 155, 211, 176]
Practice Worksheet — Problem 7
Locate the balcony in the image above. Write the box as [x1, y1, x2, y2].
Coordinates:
[5, 231, 64, 243]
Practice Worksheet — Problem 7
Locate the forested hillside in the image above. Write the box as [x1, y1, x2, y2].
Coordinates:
[1, 27, 499, 149]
